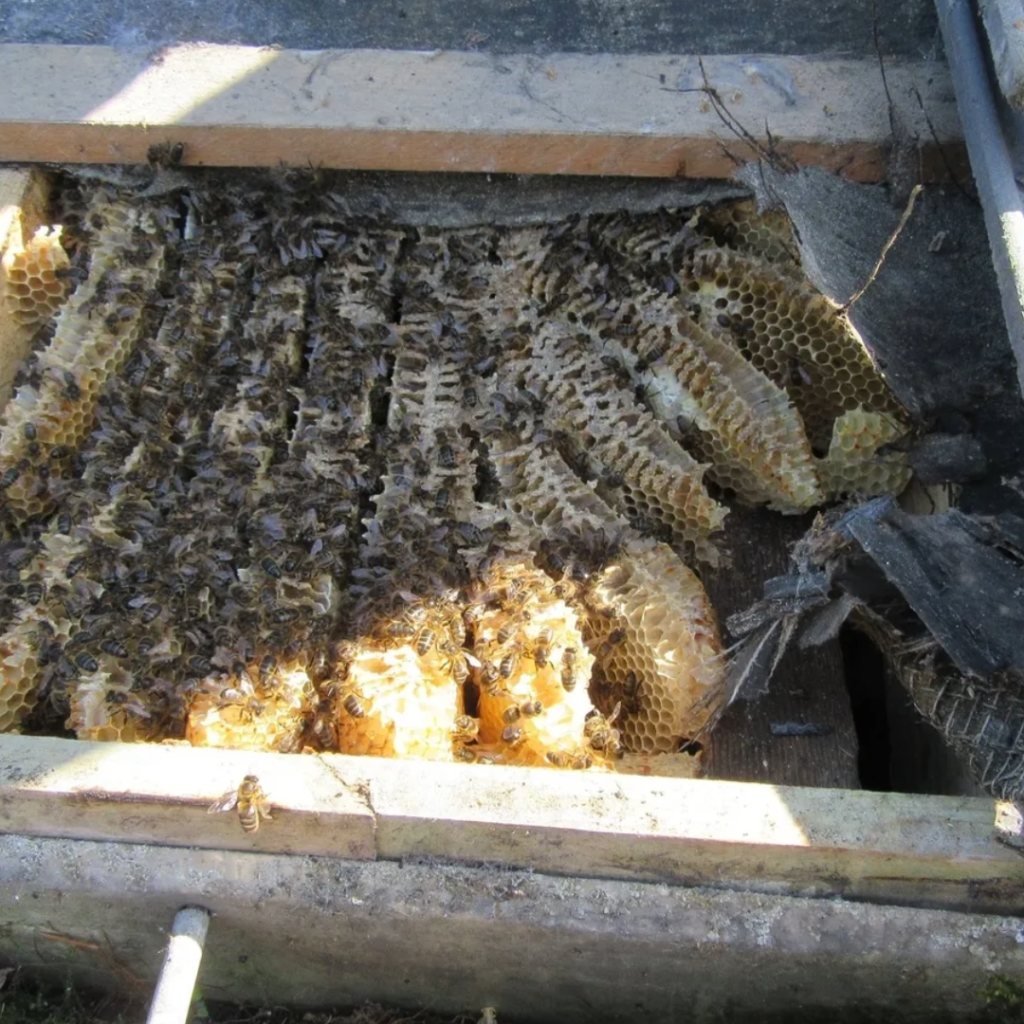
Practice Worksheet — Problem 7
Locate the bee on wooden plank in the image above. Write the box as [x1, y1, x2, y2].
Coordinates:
[209, 774, 273, 834]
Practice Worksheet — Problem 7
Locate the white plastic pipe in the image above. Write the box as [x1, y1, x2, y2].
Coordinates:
[146, 906, 211, 1024]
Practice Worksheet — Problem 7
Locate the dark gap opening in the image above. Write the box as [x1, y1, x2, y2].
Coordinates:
[369, 352, 395, 430]
[390, 228, 418, 325]
[472, 439, 499, 505]
[462, 678, 479, 717]
[839, 624, 892, 791]
[283, 391, 301, 440]
[173, 193, 192, 241]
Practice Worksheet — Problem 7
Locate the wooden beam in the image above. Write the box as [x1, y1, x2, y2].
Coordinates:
[0, 735, 376, 859]
[0, 44, 965, 181]
[1, 734, 1021, 913]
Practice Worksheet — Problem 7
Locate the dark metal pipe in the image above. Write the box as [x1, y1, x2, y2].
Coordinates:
[935, 0, 1024, 396]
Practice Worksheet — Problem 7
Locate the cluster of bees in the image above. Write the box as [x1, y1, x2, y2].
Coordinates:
[0, 169, 912, 772]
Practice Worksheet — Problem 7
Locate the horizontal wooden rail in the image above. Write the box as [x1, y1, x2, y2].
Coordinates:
[0, 44, 965, 180]
[0, 734, 1021, 913]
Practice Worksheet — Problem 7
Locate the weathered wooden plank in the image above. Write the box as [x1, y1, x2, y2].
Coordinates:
[365, 756, 1024, 911]
[0, 734, 376, 859]
[0, 45, 965, 181]
[702, 506, 861, 789]
[0, 167, 51, 408]
[1, 735, 1021, 912]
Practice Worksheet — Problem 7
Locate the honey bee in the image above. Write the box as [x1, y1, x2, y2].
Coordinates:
[260, 555, 282, 579]
[61, 371, 81, 402]
[520, 699, 543, 717]
[598, 627, 628, 660]
[140, 602, 163, 624]
[499, 644, 523, 679]
[569, 750, 594, 770]
[789, 356, 813, 387]
[502, 704, 522, 724]
[415, 627, 436, 657]
[25, 576, 44, 605]
[259, 654, 278, 684]
[382, 619, 416, 645]
[531, 635, 551, 668]
[74, 652, 99, 673]
[501, 724, 525, 747]
[452, 714, 479, 742]
[561, 647, 579, 691]
[633, 337, 670, 373]
[585, 702, 622, 756]
[100, 639, 129, 658]
[545, 750, 571, 767]
[453, 744, 478, 763]
[480, 660, 506, 697]
[208, 774, 272, 834]
[342, 692, 366, 718]
[496, 617, 522, 646]
[0, 465, 21, 490]
[450, 653, 470, 684]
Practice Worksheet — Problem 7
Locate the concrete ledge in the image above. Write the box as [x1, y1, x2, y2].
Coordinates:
[1, 834, 1022, 1020]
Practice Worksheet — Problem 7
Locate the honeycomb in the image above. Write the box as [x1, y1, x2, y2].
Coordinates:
[3, 225, 71, 326]
[818, 407, 913, 498]
[186, 661, 314, 752]
[0, 199, 166, 523]
[335, 644, 462, 759]
[515, 323, 728, 563]
[0, 176, 915, 781]
[695, 198, 799, 268]
[631, 300, 824, 512]
[470, 559, 600, 768]
[587, 537, 723, 753]
[685, 247, 906, 452]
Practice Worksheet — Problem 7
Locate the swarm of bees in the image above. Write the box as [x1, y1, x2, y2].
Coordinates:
[0, 172, 913, 773]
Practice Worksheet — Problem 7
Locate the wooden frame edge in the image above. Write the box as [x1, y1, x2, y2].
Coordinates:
[0, 44, 967, 182]
[1, 734, 1020, 913]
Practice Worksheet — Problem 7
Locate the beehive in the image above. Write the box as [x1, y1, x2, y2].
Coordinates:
[0, 174, 915, 777]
